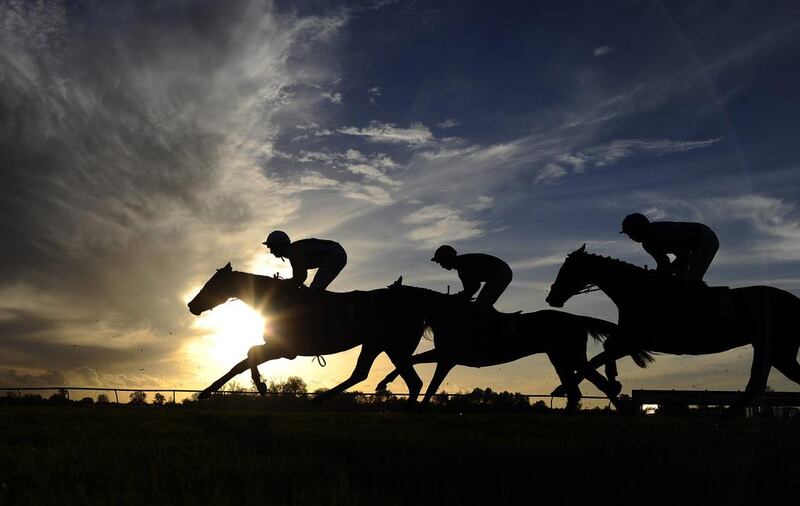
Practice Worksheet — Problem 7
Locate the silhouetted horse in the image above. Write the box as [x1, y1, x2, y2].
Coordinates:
[546, 245, 800, 413]
[375, 280, 624, 411]
[187, 263, 426, 403]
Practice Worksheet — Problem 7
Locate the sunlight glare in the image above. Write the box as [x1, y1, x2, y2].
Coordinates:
[191, 300, 266, 369]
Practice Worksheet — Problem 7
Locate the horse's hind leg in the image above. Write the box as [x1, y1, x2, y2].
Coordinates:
[421, 361, 455, 406]
[772, 348, 800, 388]
[314, 344, 381, 403]
[726, 345, 772, 416]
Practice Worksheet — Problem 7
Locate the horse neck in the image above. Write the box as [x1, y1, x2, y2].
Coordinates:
[580, 254, 645, 305]
[392, 285, 450, 317]
[228, 271, 271, 307]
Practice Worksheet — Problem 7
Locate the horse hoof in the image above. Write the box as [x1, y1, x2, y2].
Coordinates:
[198, 390, 212, 400]
[376, 382, 388, 392]
[609, 381, 622, 397]
[551, 385, 567, 397]
[256, 382, 267, 396]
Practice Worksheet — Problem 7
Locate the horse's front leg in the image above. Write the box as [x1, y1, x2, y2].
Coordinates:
[377, 349, 440, 392]
[248, 343, 294, 396]
[314, 344, 381, 403]
[199, 358, 250, 399]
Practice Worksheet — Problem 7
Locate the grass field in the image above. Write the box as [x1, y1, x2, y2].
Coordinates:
[2, 405, 799, 505]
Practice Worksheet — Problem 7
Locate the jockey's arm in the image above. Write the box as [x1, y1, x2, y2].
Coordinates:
[289, 259, 309, 287]
[643, 243, 671, 275]
[457, 270, 481, 299]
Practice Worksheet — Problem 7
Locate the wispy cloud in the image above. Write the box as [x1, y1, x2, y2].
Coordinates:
[593, 45, 614, 57]
[402, 205, 485, 246]
[338, 121, 435, 145]
[367, 86, 381, 104]
[321, 91, 343, 104]
[589, 138, 724, 167]
[437, 118, 461, 128]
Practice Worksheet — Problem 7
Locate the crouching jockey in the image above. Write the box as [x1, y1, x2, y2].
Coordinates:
[263, 230, 347, 291]
[431, 245, 513, 308]
[620, 213, 719, 285]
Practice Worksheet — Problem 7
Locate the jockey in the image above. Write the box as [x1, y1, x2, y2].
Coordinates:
[620, 213, 719, 283]
[431, 245, 513, 308]
[263, 231, 347, 291]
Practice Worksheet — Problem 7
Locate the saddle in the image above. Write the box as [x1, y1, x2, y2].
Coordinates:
[655, 279, 733, 323]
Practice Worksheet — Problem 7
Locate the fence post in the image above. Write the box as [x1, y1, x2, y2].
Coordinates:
[114, 390, 119, 403]
[173, 390, 176, 404]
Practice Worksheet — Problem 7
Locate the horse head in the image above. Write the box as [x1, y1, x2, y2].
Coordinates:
[187, 262, 236, 315]
[546, 244, 590, 308]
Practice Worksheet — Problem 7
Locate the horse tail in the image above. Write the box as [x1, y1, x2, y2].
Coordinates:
[630, 349, 655, 368]
[580, 316, 655, 368]
[579, 316, 616, 343]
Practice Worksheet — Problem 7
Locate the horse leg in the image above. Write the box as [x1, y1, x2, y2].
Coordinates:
[314, 345, 382, 403]
[385, 349, 429, 407]
[773, 353, 800, 387]
[248, 343, 294, 396]
[199, 358, 250, 399]
[549, 354, 582, 413]
[376, 349, 440, 392]
[553, 349, 609, 395]
[421, 361, 456, 406]
[726, 345, 771, 417]
[601, 339, 623, 396]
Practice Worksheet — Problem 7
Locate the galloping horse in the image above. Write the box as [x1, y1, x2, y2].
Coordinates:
[187, 263, 427, 404]
[546, 245, 800, 412]
[375, 280, 625, 411]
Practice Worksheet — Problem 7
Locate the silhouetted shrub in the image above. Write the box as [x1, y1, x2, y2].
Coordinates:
[129, 391, 147, 405]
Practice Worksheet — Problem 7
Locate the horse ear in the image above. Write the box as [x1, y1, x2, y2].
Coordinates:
[388, 276, 403, 288]
[569, 244, 586, 256]
[223, 262, 232, 271]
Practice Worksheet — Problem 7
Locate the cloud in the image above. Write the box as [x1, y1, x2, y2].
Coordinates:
[589, 138, 724, 167]
[321, 91, 343, 103]
[0, 0, 348, 385]
[437, 118, 461, 128]
[338, 121, 434, 145]
[534, 163, 568, 185]
[402, 205, 485, 245]
[469, 196, 493, 211]
[367, 86, 381, 104]
[593, 45, 614, 57]
[347, 164, 401, 186]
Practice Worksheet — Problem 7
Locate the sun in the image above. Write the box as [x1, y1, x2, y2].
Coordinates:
[190, 300, 267, 370]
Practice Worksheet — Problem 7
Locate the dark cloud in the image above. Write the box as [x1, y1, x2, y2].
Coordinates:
[0, 0, 343, 383]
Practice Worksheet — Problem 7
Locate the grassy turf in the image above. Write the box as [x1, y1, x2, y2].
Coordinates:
[1, 405, 798, 505]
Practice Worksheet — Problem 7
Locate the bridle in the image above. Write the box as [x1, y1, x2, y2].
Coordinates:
[576, 284, 600, 295]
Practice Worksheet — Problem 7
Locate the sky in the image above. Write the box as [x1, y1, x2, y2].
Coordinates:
[1, 0, 800, 399]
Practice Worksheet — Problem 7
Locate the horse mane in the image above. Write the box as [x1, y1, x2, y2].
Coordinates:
[577, 251, 652, 280]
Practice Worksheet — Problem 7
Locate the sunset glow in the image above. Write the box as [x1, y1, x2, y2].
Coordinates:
[191, 300, 266, 371]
